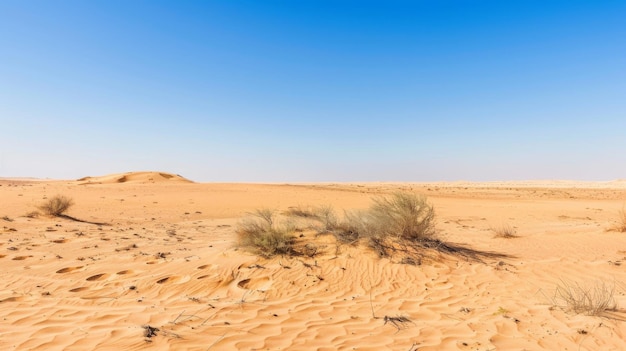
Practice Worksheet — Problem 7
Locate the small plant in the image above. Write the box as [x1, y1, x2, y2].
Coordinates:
[492, 224, 518, 238]
[612, 207, 626, 232]
[313, 205, 338, 232]
[237, 209, 296, 258]
[25, 211, 39, 218]
[549, 279, 618, 316]
[1, 216, 13, 222]
[284, 205, 317, 218]
[38, 195, 74, 216]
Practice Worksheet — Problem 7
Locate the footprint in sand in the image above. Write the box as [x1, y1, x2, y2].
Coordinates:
[86, 273, 109, 281]
[56, 266, 83, 273]
[116, 270, 134, 275]
[237, 278, 252, 289]
[0, 296, 24, 303]
[156, 275, 188, 284]
[12, 256, 31, 261]
[237, 277, 271, 290]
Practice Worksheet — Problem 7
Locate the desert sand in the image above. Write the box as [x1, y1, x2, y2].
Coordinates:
[1, 171, 626, 350]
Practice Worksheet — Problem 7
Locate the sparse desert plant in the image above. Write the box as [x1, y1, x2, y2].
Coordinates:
[363, 192, 436, 246]
[1, 215, 13, 222]
[612, 207, 626, 232]
[327, 210, 368, 244]
[313, 205, 338, 231]
[321, 192, 436, 257]
[25, 211, 40, 218]
[549, 279, 618, 316]
[492, 224, 518, 238]
[284, 205, 318, 218]
[285, 204, 339, 232]
[237, 209, 296, 258]
[38, 195, 74, 216]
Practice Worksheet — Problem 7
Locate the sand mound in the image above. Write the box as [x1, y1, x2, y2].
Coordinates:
[77, 171, 193, 184]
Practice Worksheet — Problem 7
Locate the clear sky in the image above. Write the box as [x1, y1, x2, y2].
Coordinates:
[1, 1, 625, 182]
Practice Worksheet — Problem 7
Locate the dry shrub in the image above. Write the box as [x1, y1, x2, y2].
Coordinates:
[313, 205, 338, 232]
[321, 192, 437, 256]
[285, 205, 338, 232]
[237, 209, 296, 258]
[39, 195, 74, 216]
[492, 224, 518, 238]
[550, 279, 618, 316]
[612, 208, 626, 232]
[367, 192, 436, 242]
[284, 205, 318, 219]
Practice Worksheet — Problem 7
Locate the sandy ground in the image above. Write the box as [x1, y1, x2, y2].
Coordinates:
[1, 171, 626, 351]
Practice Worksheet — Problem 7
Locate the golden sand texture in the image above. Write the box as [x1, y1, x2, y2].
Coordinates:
[1, 173, 626, 350]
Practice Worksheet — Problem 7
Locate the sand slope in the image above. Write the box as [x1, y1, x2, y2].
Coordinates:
[76, 171, 193, 185]
[1, 176, 626, 350]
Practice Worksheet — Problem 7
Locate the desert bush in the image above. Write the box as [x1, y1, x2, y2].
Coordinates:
[366, 192, 436, 242]
[38, 195, 74, 216]
[329, 210, 368, 243]
[237, 209, 296, 258]
[550, 279, 618, 316]
[492, 224, 518, 238]
[319, 192, 436, 256]
[285, 205, 339, 232]
[285, 205, 318, 219]
[313, 205, 338, 231]
[613, 208, 626, 232]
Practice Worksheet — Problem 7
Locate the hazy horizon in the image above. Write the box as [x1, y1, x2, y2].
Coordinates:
[1, 1, 625, 182]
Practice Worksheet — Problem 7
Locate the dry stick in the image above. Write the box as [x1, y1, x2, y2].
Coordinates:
[206, 332, 227, 351]
[368, 269, 379, 319]
[172, 310, 186, 324]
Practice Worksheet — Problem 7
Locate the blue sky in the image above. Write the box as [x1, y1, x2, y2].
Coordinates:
[1, 1, 625, 182]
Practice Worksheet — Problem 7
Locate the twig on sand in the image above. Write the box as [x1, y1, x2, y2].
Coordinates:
[206, 332, 227, 351]
[383, 315, 413, 331]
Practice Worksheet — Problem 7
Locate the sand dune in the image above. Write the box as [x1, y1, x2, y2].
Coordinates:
[1, 175, 626, 350]
[76, 171, 193, 185]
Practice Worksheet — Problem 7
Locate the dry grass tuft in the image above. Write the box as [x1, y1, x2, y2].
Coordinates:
[549, 279, 618, 316]
[241, 192, 507, 262]
[38, 195, 74, 216]
[492, 224, 518, 238]
[284, 205, 318, 219]
[237, 209, 296, 258]
[612, 208, 626, 232]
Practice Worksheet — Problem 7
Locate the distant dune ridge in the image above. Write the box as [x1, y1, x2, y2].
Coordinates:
[76, 171, 193, 184]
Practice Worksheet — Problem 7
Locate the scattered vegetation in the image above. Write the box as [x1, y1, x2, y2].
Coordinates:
[1, 215, 12, 222]
[548, 279, 618, 316]
[239, 191, 507, 262]
[492, 224, 518, 238]
[237, 209, 296, 258]
[38, 195, 74, 216]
